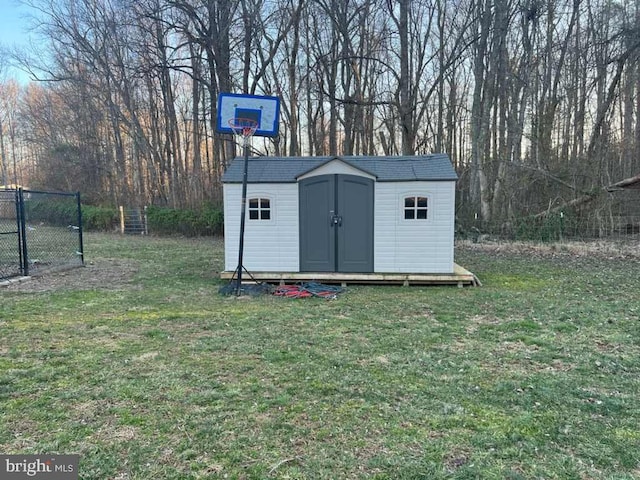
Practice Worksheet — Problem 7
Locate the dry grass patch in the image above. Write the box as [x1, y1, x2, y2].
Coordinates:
[2, 258, 139, 293]
[457, 238, 640, 259]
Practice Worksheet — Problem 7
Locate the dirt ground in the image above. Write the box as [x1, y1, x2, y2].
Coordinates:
[1, 259, 139, 293]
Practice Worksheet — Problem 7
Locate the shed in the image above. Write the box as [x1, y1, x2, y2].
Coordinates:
[221, 155, 477, 285]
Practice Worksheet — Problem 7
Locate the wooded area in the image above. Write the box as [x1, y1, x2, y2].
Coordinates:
[1, 0, 639, 236]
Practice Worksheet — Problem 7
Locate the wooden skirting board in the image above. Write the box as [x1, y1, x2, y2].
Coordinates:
[220, 263, 480, 287]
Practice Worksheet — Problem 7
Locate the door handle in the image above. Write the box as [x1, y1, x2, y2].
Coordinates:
[329, 211, 342, 227]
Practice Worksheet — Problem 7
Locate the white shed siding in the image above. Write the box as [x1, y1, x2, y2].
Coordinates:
[224, 183, 299, 272]
[374, 181, 455, 273]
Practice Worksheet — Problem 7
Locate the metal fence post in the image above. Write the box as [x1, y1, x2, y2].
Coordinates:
[17, 188, 28, 276]
[76, 192, 84, 265]
[12, 189, 24, 276]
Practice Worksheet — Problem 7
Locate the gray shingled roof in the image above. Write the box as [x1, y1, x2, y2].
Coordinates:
[222, 155, 458, 183]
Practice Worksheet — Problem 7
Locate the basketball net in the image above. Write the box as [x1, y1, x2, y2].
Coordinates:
[228, 118, 258, 146]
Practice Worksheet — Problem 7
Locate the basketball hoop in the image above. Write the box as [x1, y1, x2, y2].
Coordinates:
[227, 117, 259, 296]
[228, 118, 259, 140]
[217, 93, 280, 296]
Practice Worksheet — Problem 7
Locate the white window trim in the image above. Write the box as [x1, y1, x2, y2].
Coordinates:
[247, 195, 275, 224]
[399, 193, 433, 224]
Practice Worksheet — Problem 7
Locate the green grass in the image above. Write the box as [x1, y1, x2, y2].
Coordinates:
[1, 234, 639, 479]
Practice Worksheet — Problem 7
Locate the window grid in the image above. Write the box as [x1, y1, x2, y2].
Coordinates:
[248, 198, 271, 220]
[404, 196, 428, 220]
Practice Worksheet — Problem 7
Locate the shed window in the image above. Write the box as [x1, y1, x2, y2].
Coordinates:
[248, 198, 271, 220]
[404, 196, 428, 220]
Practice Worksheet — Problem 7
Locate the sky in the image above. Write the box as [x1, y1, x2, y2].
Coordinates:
[0, 0, 40, 83]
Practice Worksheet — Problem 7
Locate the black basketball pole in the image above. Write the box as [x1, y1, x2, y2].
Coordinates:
[235, 136, 251, 296]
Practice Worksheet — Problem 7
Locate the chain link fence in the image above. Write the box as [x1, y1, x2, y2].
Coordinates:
[0, 190, 23, 279]
[0, 188, 84, 280]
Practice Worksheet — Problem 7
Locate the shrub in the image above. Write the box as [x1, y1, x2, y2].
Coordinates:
[24, 199, 77, 225]
[82, 205, 119, 231]
[22, 197, 223, 235]
[515, 211, 572, 242]
[23, 199, 118, 231]
[146, 205, 223, 236]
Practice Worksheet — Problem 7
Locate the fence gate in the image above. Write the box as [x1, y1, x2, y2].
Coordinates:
[0, 190, 24, 279]
[0, 188, 84, 281]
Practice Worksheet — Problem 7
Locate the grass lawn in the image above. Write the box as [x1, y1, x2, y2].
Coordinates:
[1, 233, 639, 479]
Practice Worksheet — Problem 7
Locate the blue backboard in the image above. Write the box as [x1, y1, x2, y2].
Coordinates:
[216, 93, 280, 137]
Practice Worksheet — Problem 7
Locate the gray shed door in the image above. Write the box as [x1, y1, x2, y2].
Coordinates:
[299, 174, 374, 272]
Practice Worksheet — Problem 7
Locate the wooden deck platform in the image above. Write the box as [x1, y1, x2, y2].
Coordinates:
[220, 263, 480, 287]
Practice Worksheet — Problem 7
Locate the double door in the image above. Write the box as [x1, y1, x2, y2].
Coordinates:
[299, 174, 374, 272]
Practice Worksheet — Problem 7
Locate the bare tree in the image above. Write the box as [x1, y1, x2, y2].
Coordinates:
[4, 0, 639, 238]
